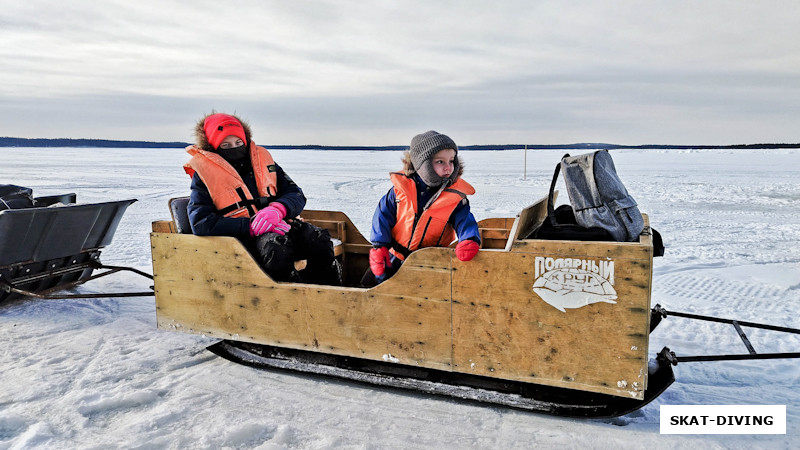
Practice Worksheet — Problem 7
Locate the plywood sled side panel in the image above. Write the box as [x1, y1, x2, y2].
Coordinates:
[451, 243, 652, 400]
[151, 233, 454, 371]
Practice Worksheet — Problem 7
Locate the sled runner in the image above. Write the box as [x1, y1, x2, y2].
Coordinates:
[0, 193, 153, 302]
[151, 195, 680, 417]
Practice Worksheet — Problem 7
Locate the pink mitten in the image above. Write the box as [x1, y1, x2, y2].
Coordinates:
[250, 203, 290, 236]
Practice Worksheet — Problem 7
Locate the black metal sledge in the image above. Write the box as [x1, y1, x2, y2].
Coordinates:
[0, 194, 154, 302]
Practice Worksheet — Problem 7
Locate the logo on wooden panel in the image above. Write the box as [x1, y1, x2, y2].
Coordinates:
[532, 256, 617, 312]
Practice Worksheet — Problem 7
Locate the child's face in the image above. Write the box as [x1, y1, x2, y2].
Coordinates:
[431, 148, 456, 178]
[218, 135, 244, 150]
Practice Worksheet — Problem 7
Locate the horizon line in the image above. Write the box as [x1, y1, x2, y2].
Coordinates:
[1, 136, 799, 150]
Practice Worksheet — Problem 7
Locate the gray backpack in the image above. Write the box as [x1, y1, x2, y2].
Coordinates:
[560, 150, 644, 242]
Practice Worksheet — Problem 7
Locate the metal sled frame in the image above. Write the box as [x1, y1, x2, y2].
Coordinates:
[651, 304, 800, 364]
[0, 255, 153, 300]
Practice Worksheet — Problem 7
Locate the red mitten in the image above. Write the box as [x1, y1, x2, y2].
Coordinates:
[250, 203, 290, 236]
[455, 240, 480, 261]
[369, 247, 392, 276]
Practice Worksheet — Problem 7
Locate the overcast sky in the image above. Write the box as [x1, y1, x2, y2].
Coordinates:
[2, 1, 799, 146]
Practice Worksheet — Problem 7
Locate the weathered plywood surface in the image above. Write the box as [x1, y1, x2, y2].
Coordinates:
[151, 220, 175, 233]
[509, 193, 552, 243]
[451, 242, 652, 399]
[300, 210, 370, 245]
[477, 217, 514, 250]
[511, 239, 652, 259]
[151, 201, 655, 399]
[151, 233, 453, 370]
[476, 217, 515, 229]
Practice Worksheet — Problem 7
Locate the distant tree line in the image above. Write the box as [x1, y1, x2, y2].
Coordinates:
[1, 137, 798, 150]
[0, 137, 190, 148]
[459, 143, 800, 150]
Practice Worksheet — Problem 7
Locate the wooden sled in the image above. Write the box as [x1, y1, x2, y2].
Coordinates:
[150, 195, 674, 417]
[0, 194, 153, 302]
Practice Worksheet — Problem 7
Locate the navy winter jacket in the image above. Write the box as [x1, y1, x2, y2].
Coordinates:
[188, 160, 305, 239]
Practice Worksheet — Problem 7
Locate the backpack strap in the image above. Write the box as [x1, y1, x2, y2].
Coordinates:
[545, 153, 570, 226]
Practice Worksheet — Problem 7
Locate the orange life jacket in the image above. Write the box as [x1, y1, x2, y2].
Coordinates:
[183, 141, 278, 218]
[390, 172, 475, 260]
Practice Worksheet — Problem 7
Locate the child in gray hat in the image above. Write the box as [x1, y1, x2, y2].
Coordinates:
[367, 130, 481, 284]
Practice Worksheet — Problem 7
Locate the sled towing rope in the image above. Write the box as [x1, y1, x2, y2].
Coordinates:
[651, 304, 800, 364]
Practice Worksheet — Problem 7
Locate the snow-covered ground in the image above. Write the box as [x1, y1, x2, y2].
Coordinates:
[2, 147, 799, 449]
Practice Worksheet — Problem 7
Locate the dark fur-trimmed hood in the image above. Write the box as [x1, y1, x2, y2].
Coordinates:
[193, 112, 253, 152]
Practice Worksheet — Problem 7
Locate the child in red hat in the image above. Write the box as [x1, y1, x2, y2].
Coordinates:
[184, 112, 340, 285]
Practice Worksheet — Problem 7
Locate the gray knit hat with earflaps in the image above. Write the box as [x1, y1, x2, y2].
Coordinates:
[409, 130, 459, 187]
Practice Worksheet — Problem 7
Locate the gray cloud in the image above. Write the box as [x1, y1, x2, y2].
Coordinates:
[1, 1, 799, 145]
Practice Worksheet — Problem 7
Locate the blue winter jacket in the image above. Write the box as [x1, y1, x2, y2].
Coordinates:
[188, 159, 305, 239]
[370, 173, 480, 248]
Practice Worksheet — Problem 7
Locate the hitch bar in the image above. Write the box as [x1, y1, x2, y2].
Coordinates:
[652, 304, 800, 364]
[0, 260, 154, 300]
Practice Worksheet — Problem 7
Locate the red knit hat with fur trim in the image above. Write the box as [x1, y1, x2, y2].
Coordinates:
[203, 114, 247, 150]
